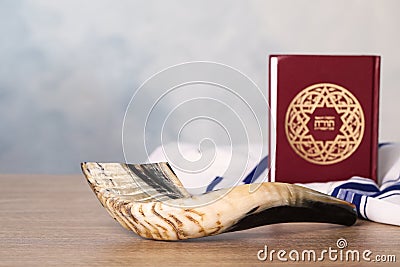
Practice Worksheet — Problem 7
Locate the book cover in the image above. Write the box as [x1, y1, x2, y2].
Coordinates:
[269, 55, 380, 183]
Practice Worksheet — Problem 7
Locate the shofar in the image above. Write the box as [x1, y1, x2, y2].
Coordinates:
[81, 162, 357, 241]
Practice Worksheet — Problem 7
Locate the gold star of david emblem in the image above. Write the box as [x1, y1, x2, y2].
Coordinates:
[285, 83, 365, 165]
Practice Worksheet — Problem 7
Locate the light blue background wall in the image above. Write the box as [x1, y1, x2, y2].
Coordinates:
[1, 0, 399, 174]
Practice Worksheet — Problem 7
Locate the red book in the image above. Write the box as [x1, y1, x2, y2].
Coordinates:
[268, 55, 380, 183]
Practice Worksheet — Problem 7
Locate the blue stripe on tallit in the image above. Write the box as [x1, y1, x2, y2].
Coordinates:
[331, 182, 380, 197]
[242, 156, 268, 184]
[379, 142, 393, 148]
[206, 176, 223, 192]
[373, 184, 400, 196]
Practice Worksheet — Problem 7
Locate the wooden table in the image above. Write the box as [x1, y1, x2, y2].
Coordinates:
[1, 174, 399, 266]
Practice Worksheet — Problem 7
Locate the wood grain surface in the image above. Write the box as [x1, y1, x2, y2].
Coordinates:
[0, 174, 398, 266]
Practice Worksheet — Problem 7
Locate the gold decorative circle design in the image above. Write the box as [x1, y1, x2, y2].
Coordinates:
[285, 83, 365, 165]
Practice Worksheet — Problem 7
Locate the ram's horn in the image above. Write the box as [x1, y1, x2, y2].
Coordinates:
[81, 162, 357, 241]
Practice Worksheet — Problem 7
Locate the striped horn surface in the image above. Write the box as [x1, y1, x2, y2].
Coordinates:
[81, 162, 357, 241]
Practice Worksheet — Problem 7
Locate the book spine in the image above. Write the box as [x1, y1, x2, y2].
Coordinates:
[371, 56, 381, 181]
